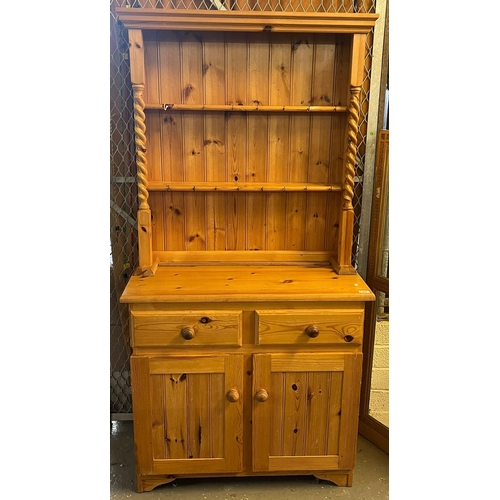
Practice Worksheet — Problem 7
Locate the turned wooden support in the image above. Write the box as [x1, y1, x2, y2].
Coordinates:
[332, 34, 365, 275]
[128, 29, 153, 271]
[343, 85, 361, 212]
[133, 83, 149, 211]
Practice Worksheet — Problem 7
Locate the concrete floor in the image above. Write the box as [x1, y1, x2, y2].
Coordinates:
[111, 421, 388, 499]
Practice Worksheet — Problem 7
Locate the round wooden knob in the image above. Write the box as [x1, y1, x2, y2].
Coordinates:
[255, 389, 269, 402]
[226, 389, 240, 403]
[305, 325, 320, 338]
[180, 326, 195, 340]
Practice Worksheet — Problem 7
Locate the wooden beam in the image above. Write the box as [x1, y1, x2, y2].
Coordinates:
[147, 104, 348, 113]
[147, 182, 342, 192]
[116, 9, 378, 34]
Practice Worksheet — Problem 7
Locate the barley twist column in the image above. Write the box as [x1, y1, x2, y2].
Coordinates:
[133, 83, 149, 210]
[343, 85, 361, 211]
[127, 29, 154, 275]
[330, 83, 362, 275]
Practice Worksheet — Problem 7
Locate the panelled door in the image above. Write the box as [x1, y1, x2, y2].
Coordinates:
[252, 353, 362, 472]
[131, 354, 244, 475]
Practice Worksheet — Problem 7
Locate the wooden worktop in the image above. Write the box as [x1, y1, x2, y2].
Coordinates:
[120, 264, 375, 304]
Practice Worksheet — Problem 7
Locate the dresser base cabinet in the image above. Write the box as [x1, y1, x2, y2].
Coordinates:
[121, 266, 374, 492]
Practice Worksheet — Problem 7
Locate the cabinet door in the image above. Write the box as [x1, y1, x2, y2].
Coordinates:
[131, 354, 243, 475]
[252, 353, 362, 472]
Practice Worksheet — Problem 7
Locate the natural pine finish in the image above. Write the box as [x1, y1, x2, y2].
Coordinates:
[140, 30, 354, 256]
[121, 265, 374, 303]
[134, 354, 244, 475]
[330, 34, 366, 275]
[147, 181, 342, 192]
[151, 104, 348, 112]
[122, 271, 374, 490]
[129, 29, 153, 271]
[131, 310, 243, 347]
[116, 9, 378, 34]
[118, 8, 377, 493]
[255, 309, 364, 345]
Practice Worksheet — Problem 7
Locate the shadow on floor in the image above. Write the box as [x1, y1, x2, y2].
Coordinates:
[111, 421, 388, 499]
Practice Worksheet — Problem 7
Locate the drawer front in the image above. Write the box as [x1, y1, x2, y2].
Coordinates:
[255, 309, 363, 345]
[131, 310, 242, 347]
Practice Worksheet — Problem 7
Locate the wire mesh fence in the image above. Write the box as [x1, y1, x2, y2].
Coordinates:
[110, 9, 137, 414]
[109, 0, 377, 416]
[113, 0, 375, 12]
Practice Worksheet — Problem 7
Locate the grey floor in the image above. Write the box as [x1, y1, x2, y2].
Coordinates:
[111, 421, 388, 499]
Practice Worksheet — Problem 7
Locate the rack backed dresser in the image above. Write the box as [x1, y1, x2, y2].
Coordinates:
[118, 8, 377, 493]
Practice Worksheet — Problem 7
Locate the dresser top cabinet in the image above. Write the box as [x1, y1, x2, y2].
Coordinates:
[117, 7, 377, 493]
[115, 8, 378, 278]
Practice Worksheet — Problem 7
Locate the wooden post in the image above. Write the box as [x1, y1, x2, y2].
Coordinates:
[331, 34, 365, 275]
[129, 29, 153, 272]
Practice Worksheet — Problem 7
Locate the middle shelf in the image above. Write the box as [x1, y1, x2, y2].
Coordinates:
[147, 181, 343, 192]
[146, 103, 348, 113]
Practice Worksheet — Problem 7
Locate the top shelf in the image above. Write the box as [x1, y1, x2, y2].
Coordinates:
[146, 104, 347, 113]
[116, 8, 378, 34]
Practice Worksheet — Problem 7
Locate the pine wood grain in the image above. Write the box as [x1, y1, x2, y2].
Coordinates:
[157, 31, 184, 251]
[267, 116, 289, 250]
[117, 9, 378, 35]
[268, 456, 340, 471]
[131, 310, 242, 347]
[148, 182, 341, 192]
[150, 374, 166, 459]
[269, 372, 285, 457]
[270, 354, 345, 373]
[148, 104, 347, 112]
[121, 265, 374, 303]
[327, 372, 344, 456]
[183, 112, 206, 251]
[246, 33, 269, 252]
[143, 30, 159, 115]
[186, 374, 211, 458]
[226, 129, 247, 250]
[305, 372, 331, 455]
[150, 357, 225, 375]
[210, 373, 225, 459]
[203, 33, 227, 251]
[248, 32, 270, 107]
[152, 250, 332, 264]
[255, 309, 363, 346]
[224, 355, 244, 470]
[338, 353, 362, 468]
[164, 372, 187, 459]
[120, 10, 377, 490]
[283, 372, 307, 456]
[287, 35, 312, 250]
[146, 112, 164, 251]
[140, 32, 357, 254]
[204, 113, 227, 251]
[130, 356, 154, 475]
[252, 354, 271, 471]
[128, 29, 145, 86]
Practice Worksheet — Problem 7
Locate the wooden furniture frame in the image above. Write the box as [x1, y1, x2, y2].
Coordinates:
[118, 8, 377, 493]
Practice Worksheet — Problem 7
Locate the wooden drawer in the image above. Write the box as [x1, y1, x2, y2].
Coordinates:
[131, 310, 242, 347]
[255, 309, 363, 345]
